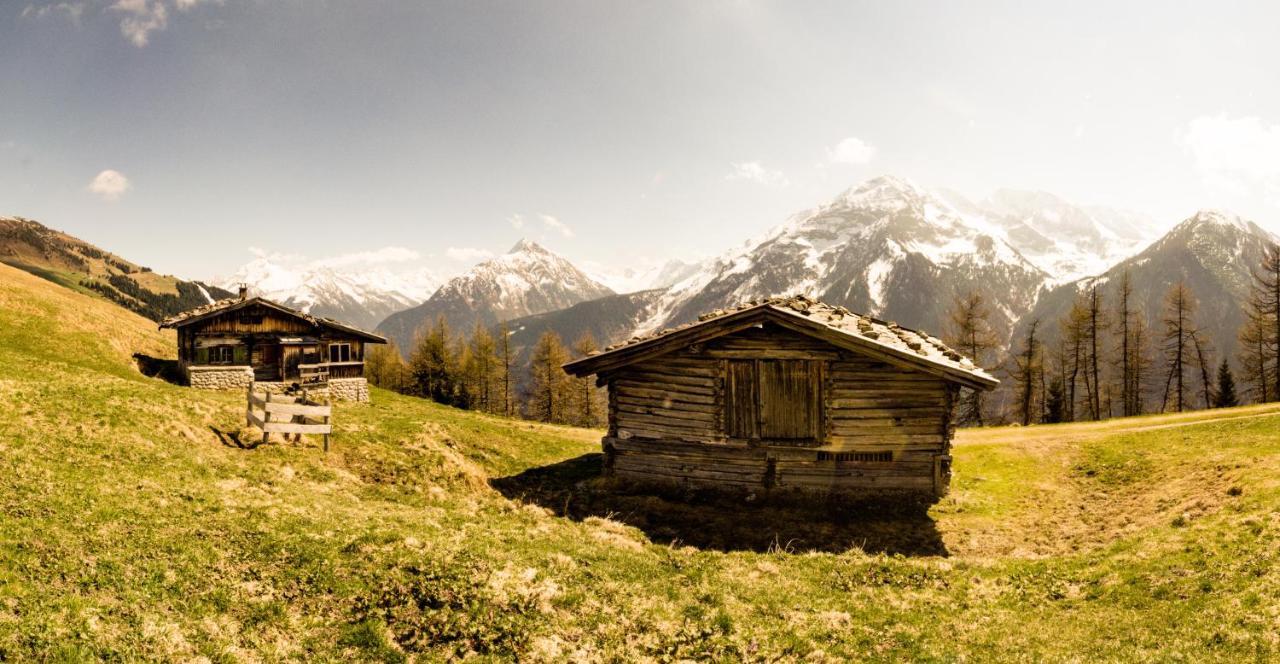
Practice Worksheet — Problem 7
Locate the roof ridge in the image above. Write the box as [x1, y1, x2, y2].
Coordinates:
[582, 294, 993, 386]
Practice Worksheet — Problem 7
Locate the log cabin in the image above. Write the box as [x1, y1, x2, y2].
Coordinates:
[562, 295, 998, 499]
[159, 287, 387, 402]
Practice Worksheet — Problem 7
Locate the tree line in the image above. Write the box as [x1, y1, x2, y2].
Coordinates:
[364, 319, 606, 427]
[946, 243, 1280, 426]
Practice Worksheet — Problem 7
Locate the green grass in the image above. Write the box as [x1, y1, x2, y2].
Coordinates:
[1, 262, 1279, 661]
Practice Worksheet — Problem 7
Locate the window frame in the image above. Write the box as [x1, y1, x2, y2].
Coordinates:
[328, 342, 352, 363]
[208, 345, 236, 365]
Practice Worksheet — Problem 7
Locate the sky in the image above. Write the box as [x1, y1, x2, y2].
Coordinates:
[4, 0, 1280, 283]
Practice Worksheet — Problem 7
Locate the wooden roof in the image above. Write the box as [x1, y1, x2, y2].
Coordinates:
[158, 296, 387, 343]
[562, 295, 999, 390]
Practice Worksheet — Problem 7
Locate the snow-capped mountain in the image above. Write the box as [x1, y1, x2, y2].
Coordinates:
[639, 176, 1051, 344]
[1020, 209, 1280, 361]
[585, 257, 704, 294]
[949, 189, 1163, 283]
[376, 239, 614, 351]
[221, 258, 443, 330]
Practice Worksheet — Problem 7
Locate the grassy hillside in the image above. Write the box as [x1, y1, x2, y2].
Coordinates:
[0, 216, 233, 321]
[2, 260, 1279, 661]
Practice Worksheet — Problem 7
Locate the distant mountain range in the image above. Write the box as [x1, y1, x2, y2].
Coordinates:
[0, 216, 232, 322]
[218, 257, 442, 331]
[10, 174, 1277, 380]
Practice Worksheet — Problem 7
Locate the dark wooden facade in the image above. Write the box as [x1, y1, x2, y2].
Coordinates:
[161, 295, 386, 384]
[563, 298, 997, 499]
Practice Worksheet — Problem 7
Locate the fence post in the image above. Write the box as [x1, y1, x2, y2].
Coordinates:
[323, 396, 331, 453]
[262, 391, 271, 445]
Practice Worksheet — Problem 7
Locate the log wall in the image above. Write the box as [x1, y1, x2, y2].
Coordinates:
[601, 323, 957, 497]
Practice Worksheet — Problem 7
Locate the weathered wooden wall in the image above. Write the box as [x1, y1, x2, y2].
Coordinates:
[601, 323, 957, 497]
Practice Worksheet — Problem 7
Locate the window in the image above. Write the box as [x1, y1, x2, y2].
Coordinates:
[329, 343, 352, 363]
[725, 359, 823, 442]
[208, 345, 235, 365]
[818, 451, 893, 463]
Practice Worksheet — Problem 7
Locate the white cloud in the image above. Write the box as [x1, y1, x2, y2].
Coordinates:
[21, 2, 86, 21]
[539, 213, 573, 237]
[1183, 115, 1280, 203]
[87, 169, 131, 201]
[445, 247, 495, 262]
[24, 0, 220, 46]
[312, 246, 420, 268]
[827, 136, 876, 165]
[246, 247, 307, 264]
[725, 161, 789, 186]
[111, 0, 167, 47]
[507, 213, 525, 230]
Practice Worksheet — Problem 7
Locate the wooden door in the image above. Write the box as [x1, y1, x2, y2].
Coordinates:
[282, 346, 301, 380]
[726, 360, 759, 439]
[759, 359, 821, 441]
[725, 359, 822, 442]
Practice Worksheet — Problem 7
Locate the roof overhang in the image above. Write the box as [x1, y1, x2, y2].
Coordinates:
[563, 303, 998, 391]
[159, 297, 387, 344]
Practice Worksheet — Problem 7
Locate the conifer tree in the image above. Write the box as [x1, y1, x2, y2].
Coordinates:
[1044, 376, 1066, 424]
[1238, 310, 1274, 404]
[527, 331, 571, 423]
[409, 315, 460, 405]
[570, 332, 604, 427]
[1159, 282, 1199, 413]
[1081, 285, 1106, 420]
[1213, 358, 1239, 408]
[944, 290, 999, 425]
[497, 323, 514, 416]
[1009, 319, 1041, 426]
[365, 340, 408, 392]
[1244, 243, 1280, 401]
[464, 323, 498, 413]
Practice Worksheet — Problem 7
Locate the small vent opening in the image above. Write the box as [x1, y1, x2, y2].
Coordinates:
[817, 451, 893, 463]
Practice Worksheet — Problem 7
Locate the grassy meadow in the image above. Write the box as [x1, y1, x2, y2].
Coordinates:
[1, 261, 1278, 661]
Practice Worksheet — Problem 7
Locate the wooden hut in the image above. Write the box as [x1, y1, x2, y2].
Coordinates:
[562, 295, 998, 498]
[159, 287, 386, 402]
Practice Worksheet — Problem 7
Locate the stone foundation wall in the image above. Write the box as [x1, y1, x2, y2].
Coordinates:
[328, 377, 370, 402]
[187, 365, 254, 390]
[246, 377, 369, 402]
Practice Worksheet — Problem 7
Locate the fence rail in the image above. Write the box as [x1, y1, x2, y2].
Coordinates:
[246, 383, 333, 451]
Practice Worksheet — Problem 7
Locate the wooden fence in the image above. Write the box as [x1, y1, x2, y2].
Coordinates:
[246, 383, 334, 452]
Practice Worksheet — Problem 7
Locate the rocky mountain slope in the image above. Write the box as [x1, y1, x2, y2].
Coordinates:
[377, 239, 613, 351]
[0, 215, 232, 321]
[943, 188, 1161, 282]
[639, 176, 1051, 344]
[1020, 209, 1280, 362]
[220, 257, 441, 330]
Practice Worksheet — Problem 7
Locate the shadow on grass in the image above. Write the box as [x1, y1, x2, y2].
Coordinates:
[210, 426, 263, 450]
[492, 454, 948, 556]
[133, 353, 186, 385]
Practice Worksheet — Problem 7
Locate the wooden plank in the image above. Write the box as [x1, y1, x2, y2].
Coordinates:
[263, 401, 332, 417]
[701, 349, 842, 360]
[615, 395, 718, 414]
[616, 370, 717, 388]
[261, 421, 333, 434]
[614, 380, 716, 399]
[616, 404, 718, 424]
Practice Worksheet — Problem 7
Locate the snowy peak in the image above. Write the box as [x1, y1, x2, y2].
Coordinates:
[376, 241, 613, 352]
[1174, 209, 1258, 236]
[835, 175, 927, 211]
[507, 238, 549, 255]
